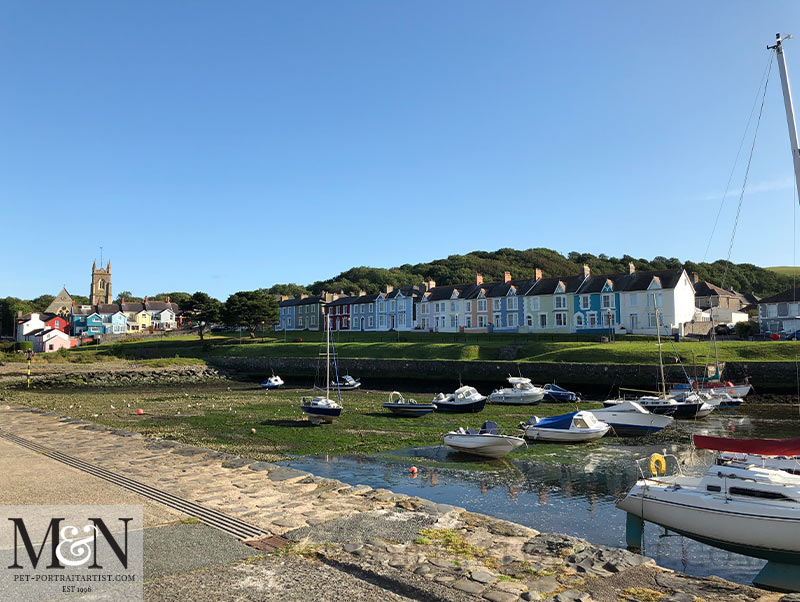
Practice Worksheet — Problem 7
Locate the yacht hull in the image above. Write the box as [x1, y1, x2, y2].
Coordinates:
[443, 433, 525, 458]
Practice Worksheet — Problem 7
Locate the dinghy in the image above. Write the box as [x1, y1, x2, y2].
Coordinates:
[520, 411, 610, 442]
[444, 421, 525, 458]
[382, 391, 435, 417]
[542, 383, 582, 402]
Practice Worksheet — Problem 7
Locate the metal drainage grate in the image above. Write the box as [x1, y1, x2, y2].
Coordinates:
[244, 534, 292, 552]
[0, 428, 270, 541]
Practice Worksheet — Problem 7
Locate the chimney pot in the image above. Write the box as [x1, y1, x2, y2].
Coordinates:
[476, 273, 483, 285]
[504, 271, 512, 283]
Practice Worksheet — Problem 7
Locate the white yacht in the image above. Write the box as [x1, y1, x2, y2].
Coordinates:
[489, 376, 545, 405]
[587, 401, 674, 437]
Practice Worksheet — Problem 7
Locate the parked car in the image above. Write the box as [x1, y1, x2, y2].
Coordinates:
[784, 329, 800, 340]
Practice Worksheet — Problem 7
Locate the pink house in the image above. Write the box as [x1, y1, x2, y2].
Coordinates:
[29, 328, 72, 353]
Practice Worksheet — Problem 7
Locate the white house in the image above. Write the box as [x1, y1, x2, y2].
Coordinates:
[758, 287, 800, 335]
[15, 313, 46, 342]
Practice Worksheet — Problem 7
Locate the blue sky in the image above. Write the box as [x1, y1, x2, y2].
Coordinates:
[2, 1, 800, 300]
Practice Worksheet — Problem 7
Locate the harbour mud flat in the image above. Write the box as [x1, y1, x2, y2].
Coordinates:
[0, 402, 791, 602]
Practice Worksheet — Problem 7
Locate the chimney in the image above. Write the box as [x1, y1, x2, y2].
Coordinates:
[534, 268, 543, 280]
[339, 290, 345, 296]
[144, 296, 148, 303]
[166, 296, 170, 303]
[692, 271, 699, 284]
[300, 293, 308, 299]
[628, 262, 635, 275]
[582, 264, 590, 278]
[475, 273, 483, 285]
[121, 297, 125, 304]
[280, 295, 290, 301]
[383, 284, 394, 294]
[427, 279, 436, 290]
[358, 290, 366, 297]
[504, 271, 512, 283]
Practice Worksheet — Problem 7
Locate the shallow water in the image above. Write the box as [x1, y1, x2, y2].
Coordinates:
[282, 402, 800, 586]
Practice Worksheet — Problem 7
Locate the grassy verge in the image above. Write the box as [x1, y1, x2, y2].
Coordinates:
[2, 382, 604, 460]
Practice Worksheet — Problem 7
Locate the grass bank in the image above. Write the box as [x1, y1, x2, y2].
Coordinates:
[49, 331, 800, 365]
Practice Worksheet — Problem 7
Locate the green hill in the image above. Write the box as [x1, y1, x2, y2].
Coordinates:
[277, 248, 794, 297]
[767, 266, 800, 277]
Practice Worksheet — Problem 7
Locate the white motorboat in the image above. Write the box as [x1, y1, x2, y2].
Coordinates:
[302, 316, 342, 424]
[332, 374, 361, 390]
[443, 421, 525, 458]
[697, 391, 744, 409]
[261, 375, 284, 389]
[520, 410, 610, 442]
[604, 394, 713, 419]
[587, 401, 674, 437]
[669, 381, 752, 398]
[618, 433, 800, 591]
[432, 386, 487, 413]
[489, 376, 545, 405]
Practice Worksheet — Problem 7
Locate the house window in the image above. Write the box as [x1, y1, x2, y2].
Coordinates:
[589, 313, 597, 327]
[422, 303, 428, 314]
[555, 312, 567, 327]
[778, 303, 789, 317]
[465, 315, 472, 328]
[602, 294, 613, 308]
[629, 294, 638, 306]
[507, 313, 518, 327]
[648, 313, 657, 327]
[493, 313, 501, 325]
[539, 314, 548, 328]
[450, 315, 458, 328]
[580, 296, 590, 310]
[576, 314, 584, 327]
[379, 315, 385, 327]
[478, 299, 487, 312]
[507, 297, 517, 310]
[478, 315, 487, 328]
[369, 303, 374, 312]
[554, 296, 566, 309]
[465, 300, 472, 312]
[526, 314, 533, 326]
[493, 299, 501, 310]
[421, 318, 428, 329]
[398, 312, 406, 326]
[450, 301, 456, 311]
[603, 312, 616, 327]
[368, 316, 374, 328]
[530, 297, 540, 310]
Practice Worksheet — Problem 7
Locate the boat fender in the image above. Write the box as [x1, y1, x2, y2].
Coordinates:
[649, 453, 667, 476]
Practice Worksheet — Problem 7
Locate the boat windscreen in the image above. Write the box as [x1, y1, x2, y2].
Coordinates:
[480, 421, 499, 435]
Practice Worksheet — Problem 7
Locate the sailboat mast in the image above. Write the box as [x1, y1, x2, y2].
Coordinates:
[772, 34, 800, 201]
[326, 315, 330, 399]
[654, 293, 667, 398]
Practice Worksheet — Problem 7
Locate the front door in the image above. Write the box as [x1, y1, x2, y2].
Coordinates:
[630, 314, 638, 332]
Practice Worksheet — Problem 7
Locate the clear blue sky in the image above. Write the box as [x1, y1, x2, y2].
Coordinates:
[2, 1, 800, 301]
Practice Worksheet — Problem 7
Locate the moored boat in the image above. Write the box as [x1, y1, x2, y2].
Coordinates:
[542, 383, 582, 402]
[432, 386, 487, 413]
[444, 421, 525, 458]
[587, 401, 674, 437]
[261, 375, 284, 389]
[302, 316, 342, 424]
[489, 377, 544, 405]
[520, 410, 610, 442]
[382, 391, 435, 417]
[332, 374, 361, 390]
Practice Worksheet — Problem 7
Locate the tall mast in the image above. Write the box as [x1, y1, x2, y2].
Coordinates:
[654, 293, 667, 398]
[771, 33, 800, 201]
[326, 315, 330, 399]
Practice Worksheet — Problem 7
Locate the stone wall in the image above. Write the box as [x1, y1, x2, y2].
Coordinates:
[207, 356, 799, 392]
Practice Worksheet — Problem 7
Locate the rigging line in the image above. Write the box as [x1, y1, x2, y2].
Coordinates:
[721, 53, 774, 290]
[703, 53, 775, 263]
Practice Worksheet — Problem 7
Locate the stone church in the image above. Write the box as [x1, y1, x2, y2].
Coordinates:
[91, 261, 112, 305]
[44, 288, 74, 318]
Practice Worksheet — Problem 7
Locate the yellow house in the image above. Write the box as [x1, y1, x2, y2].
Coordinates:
[125, 310, 151, 332]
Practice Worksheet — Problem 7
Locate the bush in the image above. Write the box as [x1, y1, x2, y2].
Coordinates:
[734, 321, 760, 339]
[15, 341, 33, 352]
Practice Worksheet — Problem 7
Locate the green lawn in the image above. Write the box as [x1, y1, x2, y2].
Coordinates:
[53, 331, 800, 365]
[767, 266, 800, 277]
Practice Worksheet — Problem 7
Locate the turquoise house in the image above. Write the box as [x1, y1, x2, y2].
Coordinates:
[573, 276, 622, 333]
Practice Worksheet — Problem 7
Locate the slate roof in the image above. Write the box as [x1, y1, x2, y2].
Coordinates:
[326, 295, 357, 307]
[758, 287, 800, 304]
[693, 281, 741, 298]
[278, 296, 324, 308]
[573, 268, 688, 294]
[527, 275, 586, 296]
[384, 286, 420, 299]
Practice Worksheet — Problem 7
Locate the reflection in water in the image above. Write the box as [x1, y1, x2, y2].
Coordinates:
[283, 404, 799, 586]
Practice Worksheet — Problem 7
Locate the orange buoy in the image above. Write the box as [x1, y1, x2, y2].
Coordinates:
[136, 409, 144, 415]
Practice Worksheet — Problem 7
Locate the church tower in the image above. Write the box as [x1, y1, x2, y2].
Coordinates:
[90, 260, 112, 305]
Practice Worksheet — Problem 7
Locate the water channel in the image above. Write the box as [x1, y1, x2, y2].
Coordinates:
[281, 400, 800, 586]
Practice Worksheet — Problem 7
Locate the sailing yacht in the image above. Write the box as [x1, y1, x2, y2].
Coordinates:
[301, 316, 342, 424]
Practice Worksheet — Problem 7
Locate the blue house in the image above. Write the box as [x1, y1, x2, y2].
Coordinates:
[377, 286, 419, 331]
[573, 275, 622, 333]
[103, 311, 128, 334]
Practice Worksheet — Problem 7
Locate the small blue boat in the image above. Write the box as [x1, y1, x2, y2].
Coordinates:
[542, 383, 581, 402]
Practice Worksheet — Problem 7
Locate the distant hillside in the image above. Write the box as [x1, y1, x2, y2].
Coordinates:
[269, 248, 794, 298]
[767, 266, 800, 277]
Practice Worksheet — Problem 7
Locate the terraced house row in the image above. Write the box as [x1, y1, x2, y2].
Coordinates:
[276, 263, 699, 336]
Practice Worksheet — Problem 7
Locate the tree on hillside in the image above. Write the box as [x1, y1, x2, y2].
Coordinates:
[114, 291, 143, 303]
[223, 290, 278, 338]
[0, 297, 35, 337]
[183, 292, 223, 341]
[71, 295, 90, 306]
[151, 292, 192, 308]
[267, 283, 310, 297]
[31, 294, 55, 312]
